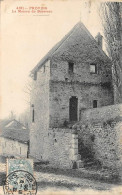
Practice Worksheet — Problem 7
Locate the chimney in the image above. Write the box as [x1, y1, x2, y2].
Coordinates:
[95, 32, 103, 49]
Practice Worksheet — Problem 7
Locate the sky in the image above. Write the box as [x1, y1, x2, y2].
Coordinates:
[1, 0, 103, 119]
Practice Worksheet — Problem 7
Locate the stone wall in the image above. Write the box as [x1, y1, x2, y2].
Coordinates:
[49, 23, 114, 127]
[30, 60, 50, 160]
[30, 23, 115, 167]
[74, 104, 122, 173]
[81, 104, 122, 122]
[0, 137, 28, 158]
[30, 126, 79, 169]
[47, 128, 79, 168]
[49, 81, 114, 127]
[51, 23, 112, 84]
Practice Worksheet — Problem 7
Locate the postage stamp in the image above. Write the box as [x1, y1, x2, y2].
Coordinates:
[7, 159, 33, 176]
[3, 159, 37, 195]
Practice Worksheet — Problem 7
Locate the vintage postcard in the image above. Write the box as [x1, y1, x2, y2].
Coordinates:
[0, 0, 122, 194]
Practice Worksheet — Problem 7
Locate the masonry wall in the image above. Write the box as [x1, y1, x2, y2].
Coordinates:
[49, 24, 114, 127]
[47, 128, 79, 168]
[50, 24, 113, 84]
[81, 104, 122, 122]
[30, 23, 115, 163]
[49, 81, 113, 127]
[0, 137, 28, 158]
[74, 104, 122, 173]
[30, 60, 50, 160]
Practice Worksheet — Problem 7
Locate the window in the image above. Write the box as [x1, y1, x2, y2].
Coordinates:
[31, 104, 35, 123]
[54, 139, 58, 145]
[68, 62, 74, 73]
[54, 139, 57, 143]
[91, 135, 95, 142]
[43, 65, 45, 73]
[90, 64, 97, 74]
[93, 100, 97, 108]
[32, 109, 34, 122]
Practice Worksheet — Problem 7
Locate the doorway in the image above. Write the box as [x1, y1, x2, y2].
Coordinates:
[69, 96, 78, 121]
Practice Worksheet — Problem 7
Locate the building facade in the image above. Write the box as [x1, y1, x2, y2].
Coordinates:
[0, 119, 29, 158]
[30, 22, 114, 167]
[0, 137, 28, 158]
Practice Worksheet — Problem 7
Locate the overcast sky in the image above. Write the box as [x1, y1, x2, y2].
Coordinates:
[1, 0, 103, 119]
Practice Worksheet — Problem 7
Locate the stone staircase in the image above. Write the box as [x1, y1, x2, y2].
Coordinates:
[75, 154, 102, 170]
[75, 144, 102, 170]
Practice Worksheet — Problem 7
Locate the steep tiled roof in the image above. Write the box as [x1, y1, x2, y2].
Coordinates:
[0, 119, 28, 131]
[31, 22, 110, 75]
[1, 129, 29, 143]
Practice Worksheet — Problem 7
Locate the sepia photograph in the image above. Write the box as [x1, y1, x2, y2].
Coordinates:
[0, 0, 122, 194]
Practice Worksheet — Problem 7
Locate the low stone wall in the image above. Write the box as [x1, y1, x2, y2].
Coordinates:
[81, 104, 122, 122]
[73, 104, 122, 176]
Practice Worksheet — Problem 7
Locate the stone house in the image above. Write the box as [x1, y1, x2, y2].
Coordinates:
[30, 22, 116, 168]
[0, 119, 29, 158]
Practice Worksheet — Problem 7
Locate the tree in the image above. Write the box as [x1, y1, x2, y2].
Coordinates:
[9, 110, 16, 120]
[23, 78, 33, 105]
[100, 2, 122, 104]
[18, 109, 30, 128]
[19, 78, 34, 128]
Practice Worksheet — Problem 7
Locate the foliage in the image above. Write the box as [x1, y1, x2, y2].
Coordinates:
[100, 2, 122, 103]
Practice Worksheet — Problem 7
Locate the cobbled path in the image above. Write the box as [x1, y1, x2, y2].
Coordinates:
[35, 171, 121, 194]
[0, 157, 121, 195]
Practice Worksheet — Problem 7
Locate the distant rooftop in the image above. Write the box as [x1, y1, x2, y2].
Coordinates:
[0, 119, 29, 143]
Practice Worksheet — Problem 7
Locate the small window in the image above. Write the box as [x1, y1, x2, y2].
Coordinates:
[90, 64, 97, 74]
[68, 62, 74, 73]
[54, 139, 57, 145]
[91, 135, 95, 142]
[93, 100, 97, 108]
[31, 104, 35, 123]
[32, 108, 35, 123]
[43, 65, 45, 73]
